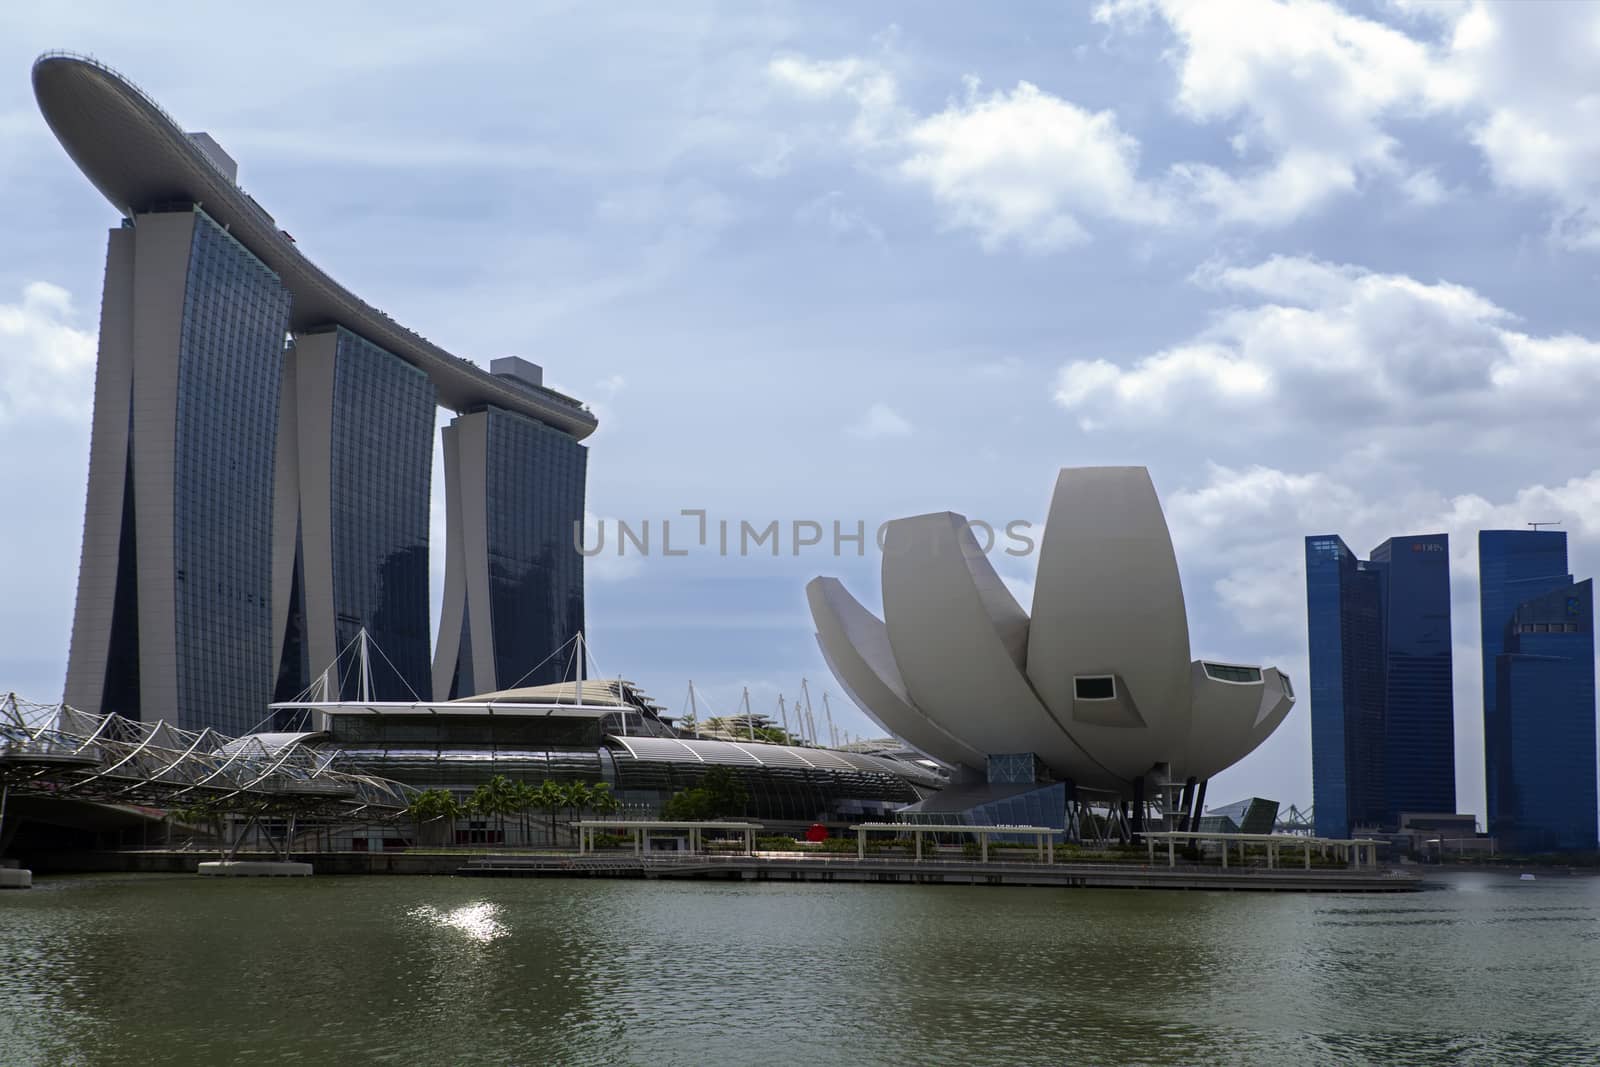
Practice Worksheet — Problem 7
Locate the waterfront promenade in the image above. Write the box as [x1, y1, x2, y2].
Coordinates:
[27, 847, 1420, 891]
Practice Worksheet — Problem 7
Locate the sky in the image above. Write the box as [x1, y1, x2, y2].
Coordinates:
[3, 0, 1600, 816]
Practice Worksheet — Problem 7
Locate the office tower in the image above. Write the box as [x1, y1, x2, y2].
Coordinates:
[1369, 535, 1456, 820]
[1480, 531, 1597, 852]
[1305, 533, 1454, 838]
[434, 371, 589, 700]
[1477, 529, 1572, 822]
[37, 55, 597, 731]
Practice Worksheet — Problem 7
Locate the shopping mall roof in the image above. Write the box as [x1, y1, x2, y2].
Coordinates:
[607, 734, 946, 788]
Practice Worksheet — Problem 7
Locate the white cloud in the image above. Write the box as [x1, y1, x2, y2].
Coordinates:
[1166, 462, 1600, 638]
[768, 57, 1172, 250]
[899, 80, 1173, 250]
[0, 283, 97, 424]
[1098, 0, 1600, 246]
[849, 402, 913, 439]
[1055, 254, 1600, 436]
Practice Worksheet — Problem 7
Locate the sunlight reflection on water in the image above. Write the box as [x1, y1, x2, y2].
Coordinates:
[406, 901, 507, 942]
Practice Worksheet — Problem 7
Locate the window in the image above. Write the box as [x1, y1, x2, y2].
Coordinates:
[1203, 662, 1263, 684]
[1281, 674, 1295, 700]
[1074, 676, 1116, 700]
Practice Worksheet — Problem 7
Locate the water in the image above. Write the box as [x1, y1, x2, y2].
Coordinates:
[3, 870, 1599, 1065]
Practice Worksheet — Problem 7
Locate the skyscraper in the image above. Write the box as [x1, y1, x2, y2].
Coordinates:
[1480, 531, 1597, 852]
[63, 208, 292, 734]
[1305, 533, 1454, 838]
[36, 54, 597, 732]
[1369, 535, 1456, 820]
[434, 367, 589, 700]
[271, 327, 438, 704]
[1477, 529, 1572, 824]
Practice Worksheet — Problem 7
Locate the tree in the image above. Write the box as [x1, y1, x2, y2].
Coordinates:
[589, 781, 621, 818]
[661, 787, 715, 821]
[561, 781, 594, 843]
[513, 780, 539, 846]
[531, 779, 565, 846]
[407, 788, 464, 847]
[661, 766, 749, 821]
[700, 766, 749, 816]
[468, 775, 518, 846]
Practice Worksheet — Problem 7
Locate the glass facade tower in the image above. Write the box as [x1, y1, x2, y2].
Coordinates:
[1306, 536, 1386, 838]
[1305, 533, 1454, 837]
[272, 327, 437, 704]
[1492, 579, 1598, 852]
[434, 405, 588, 699]
[1480, 530, 1596, 853]
[1477, 529, 1572, 823]
[1369, 535, 1456, 820]
[64, 208, 292, 734]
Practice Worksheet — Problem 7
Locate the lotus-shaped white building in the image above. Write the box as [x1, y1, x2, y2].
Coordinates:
[807, 467, 1293, 800]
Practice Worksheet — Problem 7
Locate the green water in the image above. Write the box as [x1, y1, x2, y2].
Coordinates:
[2, 870, 1598, 1065]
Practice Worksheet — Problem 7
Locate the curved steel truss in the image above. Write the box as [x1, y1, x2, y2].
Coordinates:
[0, 693, 411, 819]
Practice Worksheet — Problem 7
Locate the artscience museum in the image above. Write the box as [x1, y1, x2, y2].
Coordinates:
[808, 466, 1295, 835]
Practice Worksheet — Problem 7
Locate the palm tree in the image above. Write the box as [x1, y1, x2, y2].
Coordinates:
[589, 781, 622, 818]
[406, 788, 465, 848]
[513, 780, 539, 847]
[561, 781, 594, 844]
[468, 775, 519, 846]
[531, 779, 565, 847]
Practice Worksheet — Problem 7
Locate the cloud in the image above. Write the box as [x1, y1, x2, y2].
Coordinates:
[1096, 0, 1456, 223]
[1166, 462, 1600, 637]
[768, 57, 1172, 250]
[795, 191, 885, 244]
[0, 282, 97, 424]
[1053, 254, 1600, 437]
[899, 80, 1173, 251]
[848, 402, 913, 439]
[1097, 0, 1600, 247]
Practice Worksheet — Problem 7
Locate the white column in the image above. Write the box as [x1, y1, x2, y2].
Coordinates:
[634, 828, 641, 855]
[857, 829, 865, 860]
[981, 833, 989, 864]
[915, 830, 922, 861]
[1147, 836, 1154, 864]
[1168, 836, 1175, 868]
[1221, 839, 1227, 868]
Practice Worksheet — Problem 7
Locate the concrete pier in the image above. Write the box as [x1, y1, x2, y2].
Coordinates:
[197, 861, 313, 877]
[458, 854, 1421, 892]
[0, 867, 32, 889]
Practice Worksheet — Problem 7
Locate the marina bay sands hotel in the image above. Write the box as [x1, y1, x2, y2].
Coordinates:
[33, 54, 597, 734]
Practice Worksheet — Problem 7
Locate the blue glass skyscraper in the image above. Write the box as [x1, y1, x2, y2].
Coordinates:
[1477, 529, 1571, 823]
[1306, 533, 1455, 838]
[1370, 535, 1456, 820]
[1480, 531, 1597, 852]
[1306, 536, 1386, 838]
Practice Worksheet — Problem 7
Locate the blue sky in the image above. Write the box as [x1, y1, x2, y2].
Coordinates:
[4, 1, 1600, 815]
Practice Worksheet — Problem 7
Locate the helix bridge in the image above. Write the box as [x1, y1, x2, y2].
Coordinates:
[0, 692, 412, 829]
